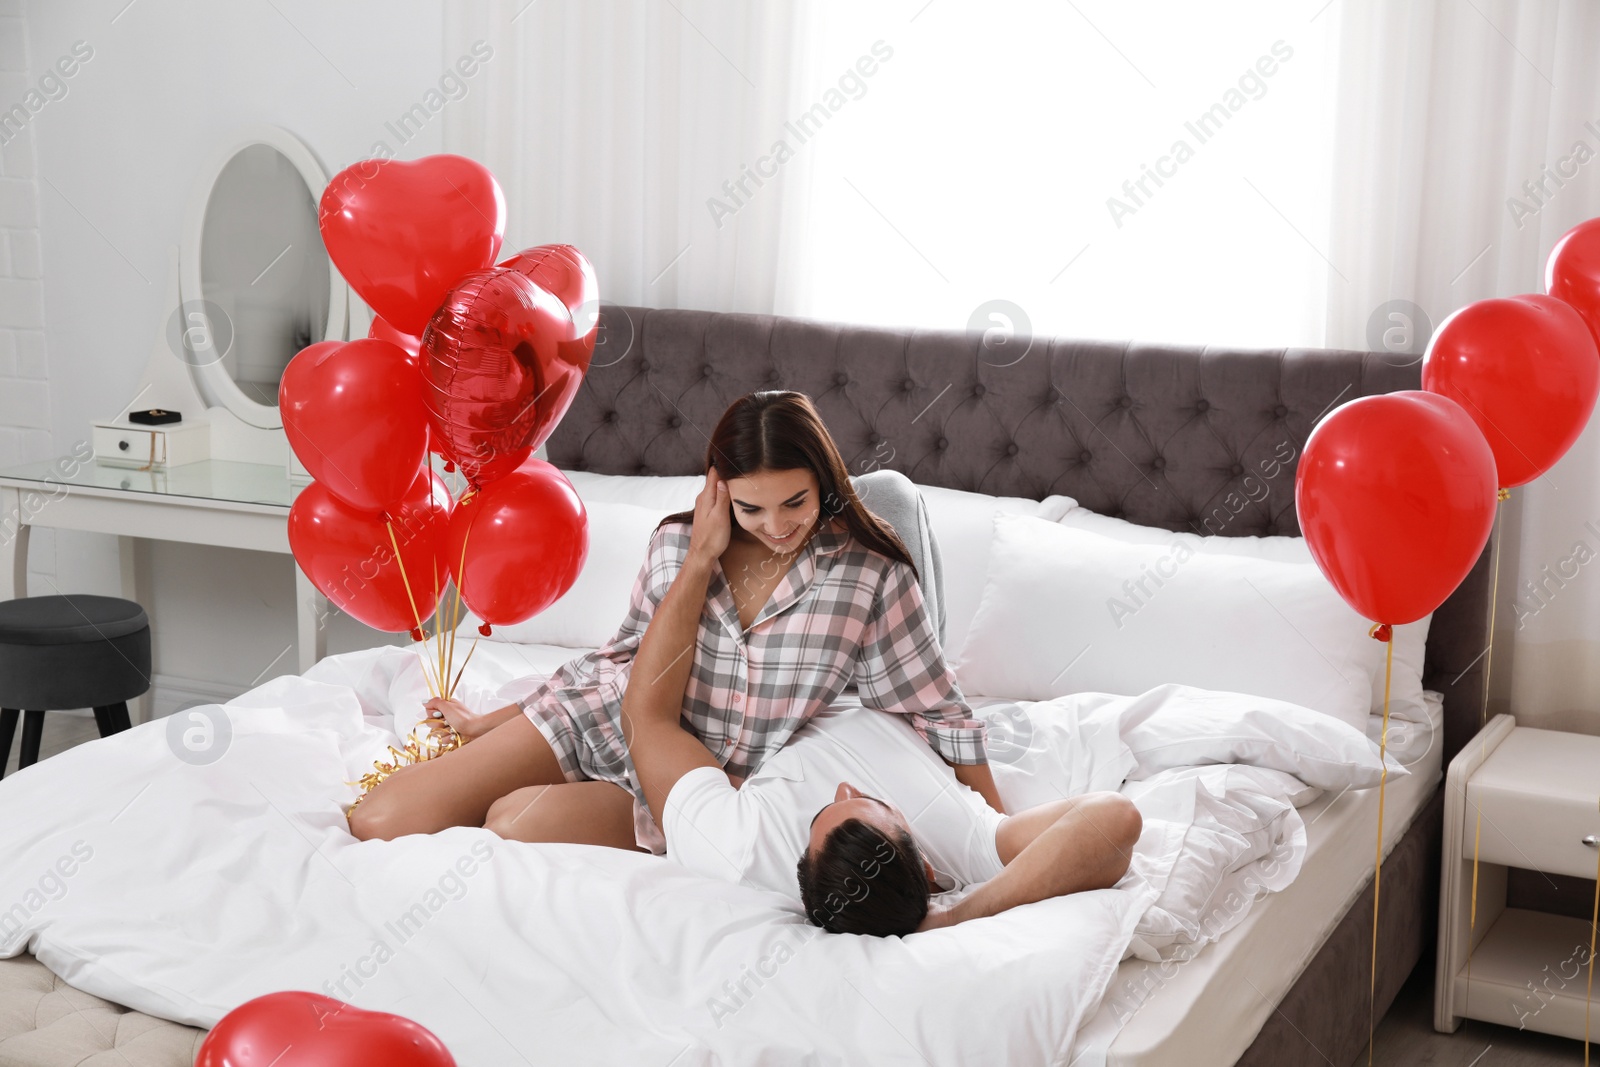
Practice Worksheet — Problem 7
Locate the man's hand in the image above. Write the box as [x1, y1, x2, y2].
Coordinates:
[687, 467, 731, 568]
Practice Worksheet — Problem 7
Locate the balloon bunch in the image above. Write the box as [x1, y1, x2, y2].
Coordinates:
[1298, 218, 1600, 648]
[1296, 218, 1600, 1065]
[281, 154, 593, 709]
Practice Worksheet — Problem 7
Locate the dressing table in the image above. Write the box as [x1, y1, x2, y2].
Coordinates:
[0, 457, 326, 725]
[0, 124, 367, 725]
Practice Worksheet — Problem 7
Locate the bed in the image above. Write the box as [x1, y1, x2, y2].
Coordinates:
[546, 305, 1492, 1066]
[0, 304, 1492, 1065]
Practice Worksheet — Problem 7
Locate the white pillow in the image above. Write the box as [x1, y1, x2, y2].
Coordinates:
[456, 499, 667, 647]
[1055, 508, 1432, 723]
[554, 471, 1078, 660]
[919, 485, 1077, 656]
[1116, 684, 1403, 790]
[557, 469, 702, 511]
[955, 514, 1382, 730]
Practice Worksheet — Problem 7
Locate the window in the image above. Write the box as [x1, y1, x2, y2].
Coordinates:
[793, 1, 1336, 348]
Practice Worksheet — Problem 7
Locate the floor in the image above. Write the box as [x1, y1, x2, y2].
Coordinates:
[1367, 959, 1588, 1066]
[2, 708, 101, 776]
[4, 717, 1596, 1065]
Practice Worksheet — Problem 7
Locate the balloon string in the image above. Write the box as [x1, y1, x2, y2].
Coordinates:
[1481, 495, 1506, 723]
[444, 519, 472, 701]
[448, 633, 481, 706]
[1587, 796, 1599, 1067]
[1368, 634, 1393, 1067]
[432, 555, 445, 706]
[387, 518, 439, 699]
[1465, 494, 1506, 1019]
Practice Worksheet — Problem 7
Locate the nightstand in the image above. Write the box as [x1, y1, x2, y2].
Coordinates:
[1436, 715, 1600, 1038]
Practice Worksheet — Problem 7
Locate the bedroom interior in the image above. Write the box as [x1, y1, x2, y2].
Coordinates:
[1, 2, 1599, 1065]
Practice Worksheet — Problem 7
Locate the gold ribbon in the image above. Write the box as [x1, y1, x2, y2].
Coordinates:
[344, 719, 465, 816]
[1588, 797, 1599, 1066]
[1464, 492, 1507, 1020]
[1368, 629, 1393, 1066]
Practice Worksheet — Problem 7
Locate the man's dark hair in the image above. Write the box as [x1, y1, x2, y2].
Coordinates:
[795, 818, 930, 936]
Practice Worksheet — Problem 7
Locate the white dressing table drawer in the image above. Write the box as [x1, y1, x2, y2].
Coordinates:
[1468, 727, 1600, 879]
[93, 424, 165, 467]
[92, 420, 208, 469]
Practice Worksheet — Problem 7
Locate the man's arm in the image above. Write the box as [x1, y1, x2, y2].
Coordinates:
[917, 792, 1142, 931]
[620, 470, 731, 830]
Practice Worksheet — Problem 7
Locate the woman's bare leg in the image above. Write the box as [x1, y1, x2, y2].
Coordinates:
[484, 781, 646, 852]
[348, 714, 568, 842]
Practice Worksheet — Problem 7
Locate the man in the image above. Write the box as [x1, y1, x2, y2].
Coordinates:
[621, 534, 1142, 937]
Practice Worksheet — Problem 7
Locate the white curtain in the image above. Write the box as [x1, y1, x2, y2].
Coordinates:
[443, 0, 821, 314]
[1322, 0, 1600, 727]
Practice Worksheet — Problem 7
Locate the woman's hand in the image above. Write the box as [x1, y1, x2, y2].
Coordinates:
[686, 466, 731, 568]
[422, 696, 489, 742]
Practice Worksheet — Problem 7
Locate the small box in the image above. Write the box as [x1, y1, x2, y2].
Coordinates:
[127, 408, 183, 426]
[92, 418, 209, 469]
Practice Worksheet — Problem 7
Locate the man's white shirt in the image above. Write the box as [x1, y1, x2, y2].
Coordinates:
[662, 699, 1005, 900]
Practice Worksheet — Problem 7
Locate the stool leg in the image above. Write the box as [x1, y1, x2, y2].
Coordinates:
[93, 705, 116, 737]
[18, 710, 44, 769]
[0, 709, 16, 779]
[99, 702, 132, 734]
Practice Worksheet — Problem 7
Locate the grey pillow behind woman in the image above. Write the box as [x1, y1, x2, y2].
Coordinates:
[848, 469, 947, 651]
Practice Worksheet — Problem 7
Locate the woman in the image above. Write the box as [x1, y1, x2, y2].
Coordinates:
[347, 390, 1001, 852]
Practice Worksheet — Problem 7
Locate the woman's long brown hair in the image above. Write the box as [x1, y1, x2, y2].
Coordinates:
[656, 391, 916, 576]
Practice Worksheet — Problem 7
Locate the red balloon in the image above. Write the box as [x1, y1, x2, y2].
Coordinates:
[1421, 294, 1599, 488]
[289, 469, 451, 633]
[369, 315, 422, 359]
[319, 154, 506, 336]
[499, 243, 601, 367]
[280, 338, 430, 515]
[420, 267, 588, 488]
[445, 459, 588, 628]
[1547, 217, 1600, 347]
[1296, 391, 1497, 625]
[196, 990, 455, 1067]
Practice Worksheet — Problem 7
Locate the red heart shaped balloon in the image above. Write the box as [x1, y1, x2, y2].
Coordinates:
[369, 315, 422, 360]
[288, 468, 451, 634]
[420, 267, 589, 488]
[446, 459, 588, 628]
[280, 338, 430, 515]
[319, 155, 506, 336]
[197, 991, 455, 1067]
[499, 243, 601, 363]
[1296, 391, 1497, 625]
[1421, 293, 1600, 488]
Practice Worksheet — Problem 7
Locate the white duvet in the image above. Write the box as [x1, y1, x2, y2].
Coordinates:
[0, 644, 1366, 1066]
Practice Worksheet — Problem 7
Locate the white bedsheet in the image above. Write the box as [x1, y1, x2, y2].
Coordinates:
[0, 642, 1365, 1066]
[1070, 692, 1447, 1066]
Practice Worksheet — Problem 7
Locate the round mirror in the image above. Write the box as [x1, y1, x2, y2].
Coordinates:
[180, 126, 346, 429]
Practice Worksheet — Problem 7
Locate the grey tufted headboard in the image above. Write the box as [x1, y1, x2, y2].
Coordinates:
[546, 305, 1494, 762]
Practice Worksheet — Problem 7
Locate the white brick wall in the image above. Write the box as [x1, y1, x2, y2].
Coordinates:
[0, 5, 56, 585]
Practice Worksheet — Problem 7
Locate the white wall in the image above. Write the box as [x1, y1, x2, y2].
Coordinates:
[0, 0, 54, 574]
[18, 0, 457, 707]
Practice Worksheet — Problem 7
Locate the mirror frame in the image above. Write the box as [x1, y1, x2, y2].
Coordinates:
[179, 124, 347, 430]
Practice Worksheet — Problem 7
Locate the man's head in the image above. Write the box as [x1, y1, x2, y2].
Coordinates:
[795, 782, 935, 937]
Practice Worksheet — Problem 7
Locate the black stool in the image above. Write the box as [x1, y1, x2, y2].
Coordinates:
[0, 594, 151, 778]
